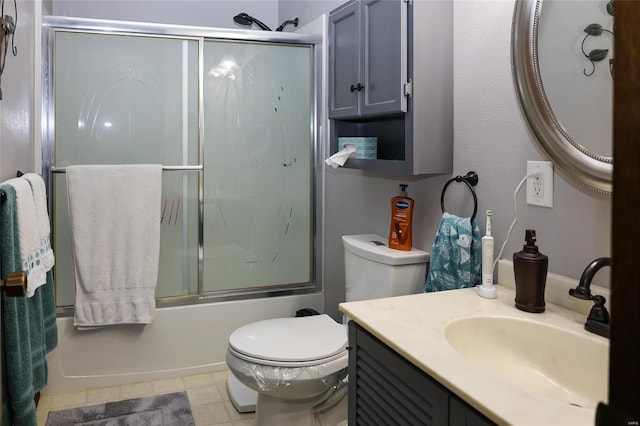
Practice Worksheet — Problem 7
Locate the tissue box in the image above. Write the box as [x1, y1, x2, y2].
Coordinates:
[338, 137, 377, 159]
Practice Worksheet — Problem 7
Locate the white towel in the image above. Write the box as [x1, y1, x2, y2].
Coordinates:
[66, 164, 163, 327]
[23, 174, 55, 273]
[4, 177, 47, 297]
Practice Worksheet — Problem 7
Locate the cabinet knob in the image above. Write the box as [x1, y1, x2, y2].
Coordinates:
[350, 83, 364, 92]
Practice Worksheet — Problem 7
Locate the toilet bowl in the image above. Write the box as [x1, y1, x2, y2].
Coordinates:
[226, 234, 429, 426]
[226, 314, 348, 426]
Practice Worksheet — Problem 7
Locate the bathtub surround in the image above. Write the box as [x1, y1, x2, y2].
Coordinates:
[44, 391, 194, 425]
[66, 165, 163, 327]
[45, 293, 323, 394]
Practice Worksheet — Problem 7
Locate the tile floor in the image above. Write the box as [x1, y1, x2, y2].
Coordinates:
[36, 369, 256, 426]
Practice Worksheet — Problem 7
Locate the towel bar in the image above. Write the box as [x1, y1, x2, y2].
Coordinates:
[440, 171, 479, 222]
[1, 271, 27, 297]
[50, 165, 203, 173]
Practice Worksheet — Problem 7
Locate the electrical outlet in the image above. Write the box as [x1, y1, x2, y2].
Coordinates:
[526, 161, 553, 207]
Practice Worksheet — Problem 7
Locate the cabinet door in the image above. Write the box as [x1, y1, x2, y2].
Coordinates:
[360, 0, 408, 116]
[329, 1, 361, 119]
[450, 395, 497, 426]
[349, 322, 449, 425]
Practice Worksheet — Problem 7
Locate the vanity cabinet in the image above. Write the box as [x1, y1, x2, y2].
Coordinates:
[328, 0, 408, 119]
[348, 321, 496, 426]
[328, 0, 453, 175]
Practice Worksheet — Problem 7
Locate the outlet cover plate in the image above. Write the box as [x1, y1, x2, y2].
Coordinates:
[527, 161, 553, 207]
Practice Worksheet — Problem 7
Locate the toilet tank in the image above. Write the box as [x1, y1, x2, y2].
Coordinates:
[342, 234, 430, 302]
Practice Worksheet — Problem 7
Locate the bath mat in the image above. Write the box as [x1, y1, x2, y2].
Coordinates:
[45, 391, 194, 426]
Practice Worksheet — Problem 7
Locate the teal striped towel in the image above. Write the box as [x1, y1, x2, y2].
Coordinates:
[424, 213, 482, 292]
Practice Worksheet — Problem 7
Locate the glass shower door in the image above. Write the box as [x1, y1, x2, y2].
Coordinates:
[202, 40, 313, 292]
[52, 31, 200, 306]
[48, 29, 315, 305]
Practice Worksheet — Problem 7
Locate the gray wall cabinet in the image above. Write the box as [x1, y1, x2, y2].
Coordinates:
[329, 0, 408, 119]
[348, 321, 496, 426]
[328, 0, 453, 176]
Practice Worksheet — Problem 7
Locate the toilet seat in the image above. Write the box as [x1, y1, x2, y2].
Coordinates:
[228, 314, 347, 367]
[228, 346, 348, 368]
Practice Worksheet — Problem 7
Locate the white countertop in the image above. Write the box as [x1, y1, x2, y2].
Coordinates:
[339, 263, 609, 426]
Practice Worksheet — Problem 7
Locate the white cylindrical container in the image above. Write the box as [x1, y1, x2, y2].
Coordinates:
[478, 210, 497, 299]
[342, 234, 429, 302]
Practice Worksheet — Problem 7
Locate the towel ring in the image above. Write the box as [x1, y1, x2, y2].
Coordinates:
[440, 171, 479, 222]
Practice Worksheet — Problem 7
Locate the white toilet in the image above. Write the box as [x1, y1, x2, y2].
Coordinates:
[226, 234, 429, 426]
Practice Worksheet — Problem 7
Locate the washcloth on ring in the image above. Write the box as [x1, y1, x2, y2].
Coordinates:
[424, 212, 482, 292]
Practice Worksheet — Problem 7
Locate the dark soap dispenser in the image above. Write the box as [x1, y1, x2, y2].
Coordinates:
[513, 229, 548, 313]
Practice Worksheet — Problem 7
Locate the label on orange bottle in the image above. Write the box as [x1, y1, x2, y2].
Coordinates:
[388, 197, 413, 251]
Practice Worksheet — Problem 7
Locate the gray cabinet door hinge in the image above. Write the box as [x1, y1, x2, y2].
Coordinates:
[404, 79, 413, 97]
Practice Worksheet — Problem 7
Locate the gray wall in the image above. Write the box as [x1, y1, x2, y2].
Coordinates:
[278, 0, 612, 320]
[51, 0, 279, 29]
[1, 1, 612, 323]
[278, 1, 343, 29]
[0, 0, 37, 182]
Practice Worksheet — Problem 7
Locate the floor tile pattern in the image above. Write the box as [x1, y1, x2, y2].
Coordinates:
[37, 370, 256, 426]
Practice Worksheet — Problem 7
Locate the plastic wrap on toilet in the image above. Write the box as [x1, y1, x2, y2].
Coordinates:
[312, 374, 349, 419]
[229, 355, 348, 392]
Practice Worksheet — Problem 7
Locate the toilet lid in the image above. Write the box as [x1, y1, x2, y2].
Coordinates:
[228, 314, 347, 363]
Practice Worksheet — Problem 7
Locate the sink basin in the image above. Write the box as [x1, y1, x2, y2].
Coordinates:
[444, 316, 609, 409]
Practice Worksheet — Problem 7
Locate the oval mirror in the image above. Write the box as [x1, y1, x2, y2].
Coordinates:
[512, 0, 613, 194]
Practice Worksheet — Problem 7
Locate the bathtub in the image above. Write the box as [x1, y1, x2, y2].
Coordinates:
[43, 293, 324, 394]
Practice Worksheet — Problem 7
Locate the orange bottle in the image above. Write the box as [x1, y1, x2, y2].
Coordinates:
[388, 184, 414, 250]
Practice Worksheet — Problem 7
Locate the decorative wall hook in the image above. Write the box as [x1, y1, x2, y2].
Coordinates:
[580, 0, 614, 78]
[0, 0, 18, 100]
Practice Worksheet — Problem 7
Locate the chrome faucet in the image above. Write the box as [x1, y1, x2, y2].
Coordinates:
[569, 257, 610, 338]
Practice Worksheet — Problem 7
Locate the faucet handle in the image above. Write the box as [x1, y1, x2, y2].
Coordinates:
[588, 295, 609, 323]
[585, 295, 610, 338]
[569, 285, 592, 300]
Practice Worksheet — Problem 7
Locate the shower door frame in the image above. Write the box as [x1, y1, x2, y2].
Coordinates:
[41, 16, 324, 314]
